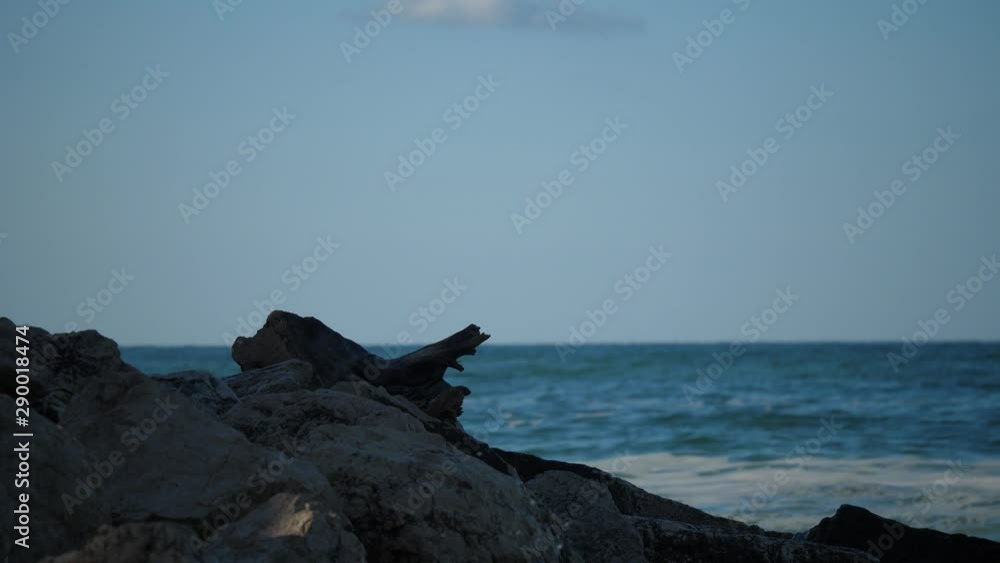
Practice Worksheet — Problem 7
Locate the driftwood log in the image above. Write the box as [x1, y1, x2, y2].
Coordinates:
[230, 311, 489, 423]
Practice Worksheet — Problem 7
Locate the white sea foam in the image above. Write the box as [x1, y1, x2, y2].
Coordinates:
[585, 451, 1000, 540]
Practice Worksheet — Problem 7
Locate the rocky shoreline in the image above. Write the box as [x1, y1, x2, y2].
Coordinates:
[2, 311, 997, 562]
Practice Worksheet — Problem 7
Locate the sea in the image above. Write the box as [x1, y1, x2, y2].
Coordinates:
[122, 342, 1000, 541]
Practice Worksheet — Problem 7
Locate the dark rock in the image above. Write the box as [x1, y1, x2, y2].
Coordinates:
[230, 311, 489, 424]
[496, 448, 769, 535]
[155, 370, 239, 418]
[1, 395, 111, 561]
[230, 312, 371, 384]
[526, 470, 647, 563]
[804, 504, 1000, 563]
[632, 517, 877, 563]
[59, 371, 335, 524]
[222, 359, 321, 397]
[0, 319, 139, 422]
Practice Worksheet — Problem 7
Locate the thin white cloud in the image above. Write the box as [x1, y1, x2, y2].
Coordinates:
[359, 0, 643, 33]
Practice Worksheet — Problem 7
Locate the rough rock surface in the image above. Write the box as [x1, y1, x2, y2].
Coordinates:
[526, 471, 647, 563]
[804, 504, 1000, 563]
[223, 359, 322, 398]
[299, 422, 561, 562]
[59, 371, 333, 524]
[206, 492, 366, 562]
[0, 318, 140, 421]
[497, 448, 769, 535]
[223, 388, 426, 451]
[155, 369, 239, 418]
[1, 395, 111, 560]
[39, 522, 196, 563]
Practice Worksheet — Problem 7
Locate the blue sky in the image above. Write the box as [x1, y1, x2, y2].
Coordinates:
[1, 0, 998, 346]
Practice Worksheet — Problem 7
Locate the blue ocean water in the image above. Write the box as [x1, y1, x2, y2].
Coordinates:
[122, 343, 1000, 540]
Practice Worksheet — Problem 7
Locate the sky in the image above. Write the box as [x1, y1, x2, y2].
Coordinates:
[1, 0, 998, 346]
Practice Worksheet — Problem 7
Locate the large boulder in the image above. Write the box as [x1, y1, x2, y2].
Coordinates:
[58, 371, 340, 531]
[1, 395, 111, 561]
[223, 389, 425, 451]
[804, 504, 1000, 563]
[299, 421, 560, 561]
[0, 319, 139, 421]
[224, 386, 558, 561]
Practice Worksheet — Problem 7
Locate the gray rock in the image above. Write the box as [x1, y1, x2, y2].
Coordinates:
[526, 470, 647, 563]
[59, 371, 335, 525]
[38, 495, 368, 563]
[299, 422, 561, 562]
[0, 320, 140, 422]
[1, 395, 111, 561]
[497, 448, 770, 536]
[205, 492, 366, 562]
[40, 522, 196, 563]
[155, 370, 239, 418]
[223, 388, 426, 451]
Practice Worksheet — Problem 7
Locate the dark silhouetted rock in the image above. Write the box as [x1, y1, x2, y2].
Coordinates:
[632, 517, 877, 563]
[230, 311, 489, 423]
[0, 319, 139, 421]
[804, 504, 1000, 563]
